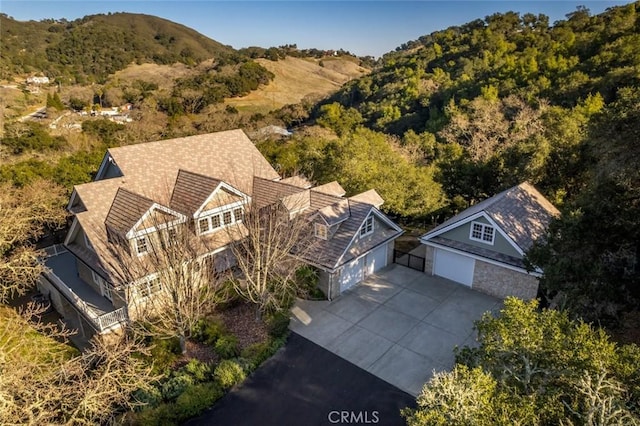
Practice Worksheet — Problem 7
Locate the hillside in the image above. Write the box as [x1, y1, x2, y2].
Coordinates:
[0, 12, 232, 83]
[225, 56, 369, 113]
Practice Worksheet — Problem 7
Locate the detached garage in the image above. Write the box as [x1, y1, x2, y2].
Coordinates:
[433, 248, 474, 287]
[419, 183, 560, 300]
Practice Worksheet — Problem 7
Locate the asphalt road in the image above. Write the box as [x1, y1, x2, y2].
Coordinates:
[185, 333, 416, 426]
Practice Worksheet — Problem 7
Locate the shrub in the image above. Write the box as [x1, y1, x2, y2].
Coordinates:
[240, 337, 286, 371]
[214, 359, 246, 389]
[133, 403, 178, 426]
[132, 386, 163, 409]
[149, 337, 181, 373]
[175, 382, 224, 419]
[183, 359, 212, 383]
[191, 318, 226, 345]
[266, 311, 290, 338]
[214, 335, 239, 359]
[161, 374, 194, 401]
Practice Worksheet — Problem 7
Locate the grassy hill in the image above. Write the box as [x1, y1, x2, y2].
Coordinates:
[0, 12, 233, 83]
[225, 56, 369, 113]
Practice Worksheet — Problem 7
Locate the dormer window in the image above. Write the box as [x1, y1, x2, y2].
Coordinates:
[470, 221, 495, 245]
[360, 215, 374, 237]
[223, 211, 232, 225]
[315, 223, 328, 240]
[211, 215, 221, 229]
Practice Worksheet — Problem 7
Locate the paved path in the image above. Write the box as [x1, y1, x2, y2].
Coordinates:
[290, 265, 502, 396]
[186, 333, 415, 426]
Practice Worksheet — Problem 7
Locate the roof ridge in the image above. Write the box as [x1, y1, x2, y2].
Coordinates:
[176, 168, 223, 183]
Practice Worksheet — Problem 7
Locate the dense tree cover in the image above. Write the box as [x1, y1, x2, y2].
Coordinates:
[258, 125, 446, 218]
[403, 298, 640, 425]
[321, 2, 639, 205]
[0, 12, 232, 83]
[1, 121, 68, 154]
[159, 61, 274, 117]
[527, 87, 640, 322]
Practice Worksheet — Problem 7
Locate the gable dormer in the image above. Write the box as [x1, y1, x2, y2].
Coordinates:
[105, 188, 186, 255]
[170, 170, 249, 236]
[94, 152, 123, 181]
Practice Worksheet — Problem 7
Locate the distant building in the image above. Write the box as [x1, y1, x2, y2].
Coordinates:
[26, 76, 50, 85]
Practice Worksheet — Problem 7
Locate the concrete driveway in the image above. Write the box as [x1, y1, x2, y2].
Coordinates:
[290, 264, 502, 396]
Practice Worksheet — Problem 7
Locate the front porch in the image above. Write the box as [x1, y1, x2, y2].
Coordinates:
[39, 245, 127, 335]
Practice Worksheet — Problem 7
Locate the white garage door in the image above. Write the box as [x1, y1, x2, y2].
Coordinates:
[366, 245, 387, 275]
[340, 257, 364, 292]
[434, 249, 475, 287]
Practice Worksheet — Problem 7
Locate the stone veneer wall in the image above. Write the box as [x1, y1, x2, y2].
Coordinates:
[472, 260, 538, 300]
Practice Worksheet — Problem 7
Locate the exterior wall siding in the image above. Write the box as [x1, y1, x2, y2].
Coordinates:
[385, 240, 395, 266]
[318, 269, 340, 300]
[77, 261, 102, 295]
[439, 220, 521, 258]
[472, 260, 538, 300]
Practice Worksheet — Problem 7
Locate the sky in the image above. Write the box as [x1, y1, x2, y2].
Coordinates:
[1, 1, 634, 57]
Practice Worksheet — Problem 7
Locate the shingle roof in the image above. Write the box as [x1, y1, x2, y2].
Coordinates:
[252, 177, 309, 210]
[348, 189, 384, 208]
[313, 181, 346, 197]
[170, 170, 221, 215]
[68, 130, 280, 283]
[317, 198, 350, 226]
[422, 182, 559, 252]
[279, 175, 312, 188]
[304, 201, 402, 270]
[105, 188, 155, 235]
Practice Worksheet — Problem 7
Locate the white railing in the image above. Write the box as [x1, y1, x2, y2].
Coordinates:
[44, 269, 128, 333]
[97, 307, 128, 332]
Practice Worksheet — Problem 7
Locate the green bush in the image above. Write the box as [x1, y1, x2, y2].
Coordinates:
[132, 386, 163, 409]
[183, 359, 212, 383]
[240, 337, 286, 371]
[191, 318, 226, 345]
[149, 337, 181, 373]
[175, 382, 224, 419]
[161, 374, 194, 401]
[266, 311, 290, 338]
[133, 403, 178, 426]
[214, 335, 239, 359]
[214, 359, 246, 389]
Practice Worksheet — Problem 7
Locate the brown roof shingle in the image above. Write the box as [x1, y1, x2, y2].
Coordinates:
[104, 188, 155, 235]
[170, 170, 221, 215]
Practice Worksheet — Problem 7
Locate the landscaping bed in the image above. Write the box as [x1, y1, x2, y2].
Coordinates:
[126, 301, 289, 425]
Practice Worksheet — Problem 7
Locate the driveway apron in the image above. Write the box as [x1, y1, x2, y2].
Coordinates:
[290, 264, 502, 396]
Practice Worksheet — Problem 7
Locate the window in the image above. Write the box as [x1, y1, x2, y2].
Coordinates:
[360, 215, 374, 237]
[198, 218, 210, 233]
[166, 227, 177, 245]
[136, 237, 148, 254]
[223, 211, 232, 225]
[315, 223, 328, 240]
[470, 221, 495, 244]
[211, 215, 221, 229]
[233, 208, 244, 222]
[137, 276, 161, 298]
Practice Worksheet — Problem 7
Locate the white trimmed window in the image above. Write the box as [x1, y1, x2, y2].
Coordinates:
[233, 207, 244, 222]
[198, 218, 210, 233]
[166, 227, 177, 245]
[211, 214, 221, 229]
[360, 215, 374, 237]
[470, 221, 495, 244]
[135, 236, 148, 254]
[315, 223, 328, 240]
[223, 211, 232, 225]
[137, 276, 162, 298]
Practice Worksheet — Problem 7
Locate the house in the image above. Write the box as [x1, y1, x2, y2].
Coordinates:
[252, 177, 403, 299]
[418, 182, 559, 300]
[38, 130, 401, 338]
[26, 76, 50, 85]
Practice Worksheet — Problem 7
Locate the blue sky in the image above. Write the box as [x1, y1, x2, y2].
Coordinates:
[1, 1, 634, 57]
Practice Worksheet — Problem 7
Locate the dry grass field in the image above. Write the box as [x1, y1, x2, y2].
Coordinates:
[225, 56, 369, 113]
